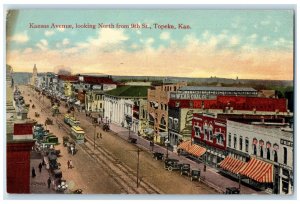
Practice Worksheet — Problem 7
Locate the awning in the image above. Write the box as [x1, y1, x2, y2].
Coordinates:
[187, 144, 206, 157]
[239, 157, 273, 183]
[219, 156, 247, 174]
[177, 140, 191, 151]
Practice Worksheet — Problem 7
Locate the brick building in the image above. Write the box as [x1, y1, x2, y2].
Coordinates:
[147, 82, 187, 144]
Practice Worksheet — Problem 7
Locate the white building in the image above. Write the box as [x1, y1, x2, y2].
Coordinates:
[103, 86, 149, 134]
[226, 120, 293, 194]
[85, 90, 105, 117]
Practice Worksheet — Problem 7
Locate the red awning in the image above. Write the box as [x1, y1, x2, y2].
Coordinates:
[177, 140, 191, 151]
[187, 144, 206, 157]
[239, 157, 273, 183]
[219, 156, 247, 174]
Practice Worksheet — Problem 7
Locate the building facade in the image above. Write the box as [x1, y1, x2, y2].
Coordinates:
[226, 120, 293, 194]
[147, 82, 187, 144]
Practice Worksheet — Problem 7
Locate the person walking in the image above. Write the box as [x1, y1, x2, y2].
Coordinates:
[32, 167, 36, 178]
[69, 160, 73, 169]
[38, 162, 42, 173]
[67, 160, 70, 169]
[47, 177, 51, 189]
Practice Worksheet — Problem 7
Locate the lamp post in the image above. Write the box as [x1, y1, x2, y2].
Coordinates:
[128, 123, 132, 139]
[165, 139, 170, 159]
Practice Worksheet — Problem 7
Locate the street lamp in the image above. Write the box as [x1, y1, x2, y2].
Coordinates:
[165, 139, 170, 159]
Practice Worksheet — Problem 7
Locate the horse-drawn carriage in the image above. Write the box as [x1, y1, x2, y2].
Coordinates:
[45, 118, 53, 125]
[35, 112, 40, 117]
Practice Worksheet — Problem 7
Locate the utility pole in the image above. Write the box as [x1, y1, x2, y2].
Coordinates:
[93, 123, 97, 150]
[137, 148, 140, 188]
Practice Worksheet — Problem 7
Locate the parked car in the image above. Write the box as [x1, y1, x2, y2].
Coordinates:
[225, 187, 240, 194]
[152, 152, 164, 160]
[180, 164, 190, 176]
[164, 159, 182, 171]
[190, 169, 201, 182]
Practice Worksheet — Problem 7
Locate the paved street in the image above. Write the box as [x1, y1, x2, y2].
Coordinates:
[22, 85, 265, 195]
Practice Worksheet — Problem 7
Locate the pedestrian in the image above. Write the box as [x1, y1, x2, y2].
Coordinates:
[47, 177, 51, 189]
[32, 167, 36, 178]
[69, 160, 73, 169]
[67, 160, 70, 169]
[38, 162, 42, 173]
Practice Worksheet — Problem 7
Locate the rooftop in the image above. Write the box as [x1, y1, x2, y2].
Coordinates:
[178, 86, 257, 92]
[104, 86, 149, 97]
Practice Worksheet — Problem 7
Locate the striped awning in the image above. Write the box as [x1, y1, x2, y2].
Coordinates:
[219, 156, 247, 174]
[187, 144, 206, 157]
[177, 140, 192, 151]
[239, 157, 273, 183]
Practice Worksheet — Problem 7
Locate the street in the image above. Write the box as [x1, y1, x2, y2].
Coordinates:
[22, 85, 217, 194]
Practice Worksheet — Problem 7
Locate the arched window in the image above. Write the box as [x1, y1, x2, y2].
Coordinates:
[253, 138, 258, 155]
[259, 140, 264, 158]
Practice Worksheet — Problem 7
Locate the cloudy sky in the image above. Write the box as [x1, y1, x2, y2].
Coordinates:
[6, 9, 294, 80]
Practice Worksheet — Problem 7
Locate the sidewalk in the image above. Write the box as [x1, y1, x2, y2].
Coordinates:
[30, 151, 57, 194]
[82, 114, 265, 194]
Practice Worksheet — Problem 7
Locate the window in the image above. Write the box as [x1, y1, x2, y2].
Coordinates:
[228, 133, 231, 147]
[165, 104, 167, 110]
[161, 104, 163, 110]
[245, 137, 249, 152]
[168, 117, 173, 129]
[260, 146, 264, 157]
[239, 136, 243, 150]
[216, 133, 224, 145]
[274, 151, 278, 162]
[100, 103, 102, 109]
[253, 144, 257, 155]
[174, 119, 179, 130]
[283, 147, 287, 165]
[233, 135, 237, 149]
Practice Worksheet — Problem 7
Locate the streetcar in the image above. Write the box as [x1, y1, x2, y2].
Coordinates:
[70, 126, 85, 144]
[64, 114, 80, 127]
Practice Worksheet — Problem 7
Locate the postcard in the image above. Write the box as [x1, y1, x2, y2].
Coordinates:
[5, 8, 294, 196]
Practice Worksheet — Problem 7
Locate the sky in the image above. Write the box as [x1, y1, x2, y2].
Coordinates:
[6, 9, 294, 80]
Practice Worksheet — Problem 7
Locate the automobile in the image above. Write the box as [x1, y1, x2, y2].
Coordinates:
[128, 137, 137, 144]
[164, 159, 182, 171]
[180, 164, 190, 176]
[152, 152, 164, 160]
[225, 187, 240, 194]
[190, 169, 201, 182]
[72, 189, 83, 194]
[63, 136, 69, 147]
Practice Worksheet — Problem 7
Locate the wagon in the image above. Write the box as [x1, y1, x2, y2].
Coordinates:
[63, 136, 69, 147]
[225, 187, 240, 194]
